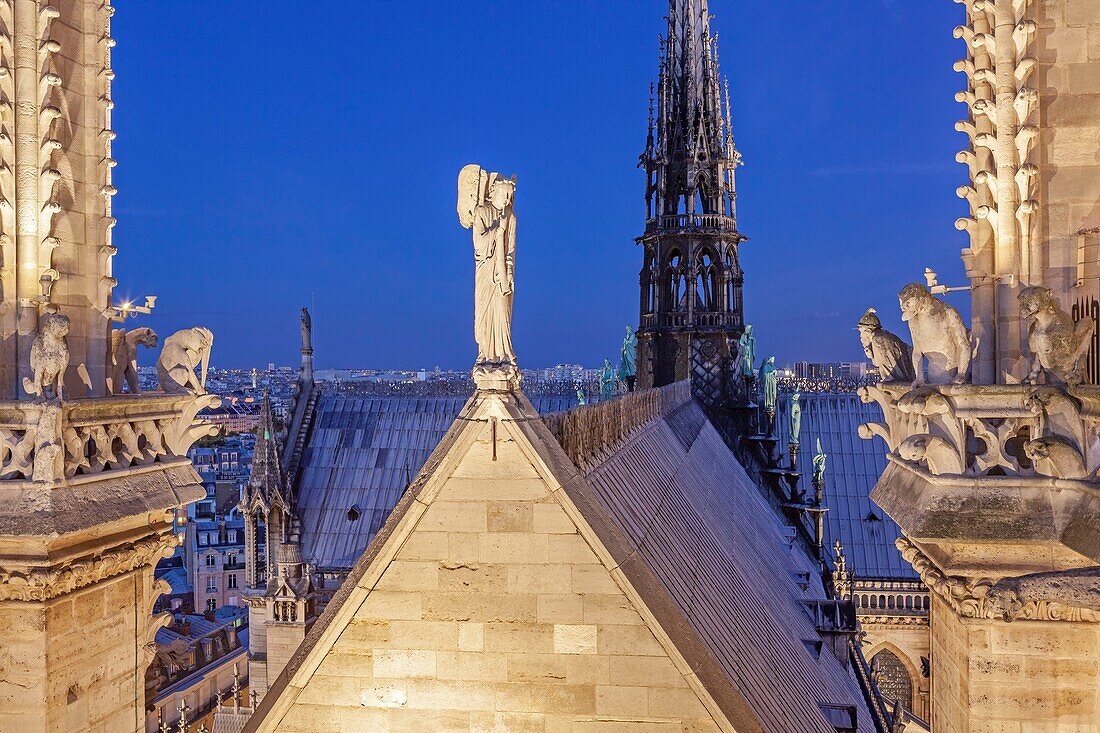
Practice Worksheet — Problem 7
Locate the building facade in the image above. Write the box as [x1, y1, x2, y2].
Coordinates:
[187, 518, 248, 612]
[636, 0, 747, 390]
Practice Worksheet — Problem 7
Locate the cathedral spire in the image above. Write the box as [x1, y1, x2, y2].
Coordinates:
[636, 0, 747, 392]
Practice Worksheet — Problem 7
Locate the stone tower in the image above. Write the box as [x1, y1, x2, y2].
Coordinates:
[0, 2, 217, 731]
[636, 0, 746, 391]
[862, 1, 1100, 730]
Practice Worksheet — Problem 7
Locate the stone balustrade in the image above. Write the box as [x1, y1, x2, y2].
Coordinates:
[646, 213, 739, 234]
[858, 382, 1100, 481]
[0, 392, 221, 484]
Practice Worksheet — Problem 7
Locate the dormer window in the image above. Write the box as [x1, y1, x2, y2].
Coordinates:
[347, 505, 361, 521]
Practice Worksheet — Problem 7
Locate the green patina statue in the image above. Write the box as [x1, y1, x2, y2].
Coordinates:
[618, 326, 637, 391]
[760, 356, 777, 410]
[789, 391, 802, 445]
[600, 359, 615, 401]
[737, 324, 756, 378]
[812, 438, 828, 485]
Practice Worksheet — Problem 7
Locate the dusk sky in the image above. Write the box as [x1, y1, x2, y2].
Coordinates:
[112, 1, 967, 370]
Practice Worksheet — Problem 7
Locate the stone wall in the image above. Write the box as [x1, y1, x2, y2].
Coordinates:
[0, 566, 157, 733]
[929, 594, 1100, 732]
[1037, 0, 1100, 305]
[256, 396, 725, 732]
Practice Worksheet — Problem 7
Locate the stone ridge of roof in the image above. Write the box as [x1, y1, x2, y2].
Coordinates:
[542, 380, 692, 470]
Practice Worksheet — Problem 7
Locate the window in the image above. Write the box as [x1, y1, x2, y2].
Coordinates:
[206, 578, 216, 592]
[227, 552, 237, 566]
[227, 530, 237, 543]
[871, 649, 914, 712]
[206, 599, 216, 612]
[198, 533, 209, 546]
[228, 575, 238, 589]
[205, 555, 216, 567]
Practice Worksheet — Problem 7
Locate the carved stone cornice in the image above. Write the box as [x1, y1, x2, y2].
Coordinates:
[857, 613, 930, 628]
[0, 531, 180, 601]
[897, 538, 1100, 623]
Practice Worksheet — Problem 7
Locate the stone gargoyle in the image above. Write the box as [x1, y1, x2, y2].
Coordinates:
[898, 433, 964, 475]
[1018, 285, 1095, 386]
[1023, 435, 1088, 480]
[899, 282, 972, 386]
[156, 327, 213, 395]
[22, 312, 70, 400]
[857, 307, 914, 383]
[109, 326, 158, 395]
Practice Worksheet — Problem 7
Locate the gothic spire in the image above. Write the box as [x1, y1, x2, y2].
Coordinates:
[644, 0, 740, 220]
[246, 390, 285, 506]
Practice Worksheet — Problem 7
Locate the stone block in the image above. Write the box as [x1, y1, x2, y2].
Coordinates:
[391, 708, 473, 732]
[1067, 0, 1100, 24]
[420, 502, 488, 533]
[483, 622, 554, 654]
[1038, 27, 1090, 64]
[398, 531, 450, 560]
[424, 591, 538, 623]
[536, 594, 585, 624]
[508, 564, 572, 594]
[533, 504, 578, 534]
[435, 651, 509, 683]
[594, 685, 649, 717]
[597, 625, 666, 657]
[493, 682, 596, 715]
[571, 566, 619, 594]
[358, 591, 423, 620]
[470, 711, 547, 732]
[448, 532, 481, 563]
[487, 502, 534, 533]
[479, 534, 549, 563]
[403, 678, 496, 711]
[506, 653, 568, 683]
[648, 686, 709, 718]
[438, 562, 507, 592]
[1046, 125, 1100, 166]
[565, 655, 610, 685]
[583, 595, 639, 625]
[553, 624, 597, 655]
[444, 478, 550, 502]
[548, 534, 600, 564]
[1067, 61, 1100, 93]
[459, 622, 485, 652]
[990, 624, 1097, 658]
[374, 560, 441, 592]
[609, 655, 686, 687]
[384, 620, 458, 651]
[373, 649, 437, 679]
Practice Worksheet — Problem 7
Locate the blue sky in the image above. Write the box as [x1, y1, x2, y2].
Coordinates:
[112, 1, 969, 370]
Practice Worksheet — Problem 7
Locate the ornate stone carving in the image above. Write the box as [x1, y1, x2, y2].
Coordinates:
[857, 308, 914, 383]
[899, 283, 972, 385]
[156, 327, 213, 395]
[109, 326, 158, 395]
[897, 538, 1100, 623]
[0, 531, 180, 602]
[457, 165, 518, 390]
[22, 312, 70, 399]
[898, 434, 965, 475]
[1018, 286, 1095, 386]
[1023, 436, 1087, 479]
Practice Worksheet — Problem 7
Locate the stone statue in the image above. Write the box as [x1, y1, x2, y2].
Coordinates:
[109, 327, 158, 395]
[812, 437, 827, 485]
[618, 326, 637, 391]
[157, 327, 214, 395]
[1018, 286, 1095, 386]
[576, 388, 586, 406]
[458, 164, 518, 388]
[857, 307, 915, 383]
[23, 312, 70, 400]
[898, 283, 972, 385]
[760, 356, 777, 410]
[300, 307, 312, 353]
[737, 324, 756, 377]
[600, 359, 615, 401]
[789, 391, 802, 445]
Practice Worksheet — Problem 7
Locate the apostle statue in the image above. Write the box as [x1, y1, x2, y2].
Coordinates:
[857, 307, 913, 383]
[300, 307, 313, 353]
[760, 356, 777, 411]
[789, 391, 802, 445]
[576, 388, 586, 406]
[618, 326, 637, 391]
[600, 359, 615, 401]
[737, 325, 756, 377]
[812, 437, 828, 486]
[458, 165, 518, 388]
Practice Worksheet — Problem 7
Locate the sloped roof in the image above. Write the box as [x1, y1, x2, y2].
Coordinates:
[247, 386, 879, 733]
[776, 392, 915, 579]
[295, 392, 577, 569]
[564, 391, 879, 732]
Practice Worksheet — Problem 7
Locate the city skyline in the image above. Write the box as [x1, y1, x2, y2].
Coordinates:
[112, 1, 965, 369]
